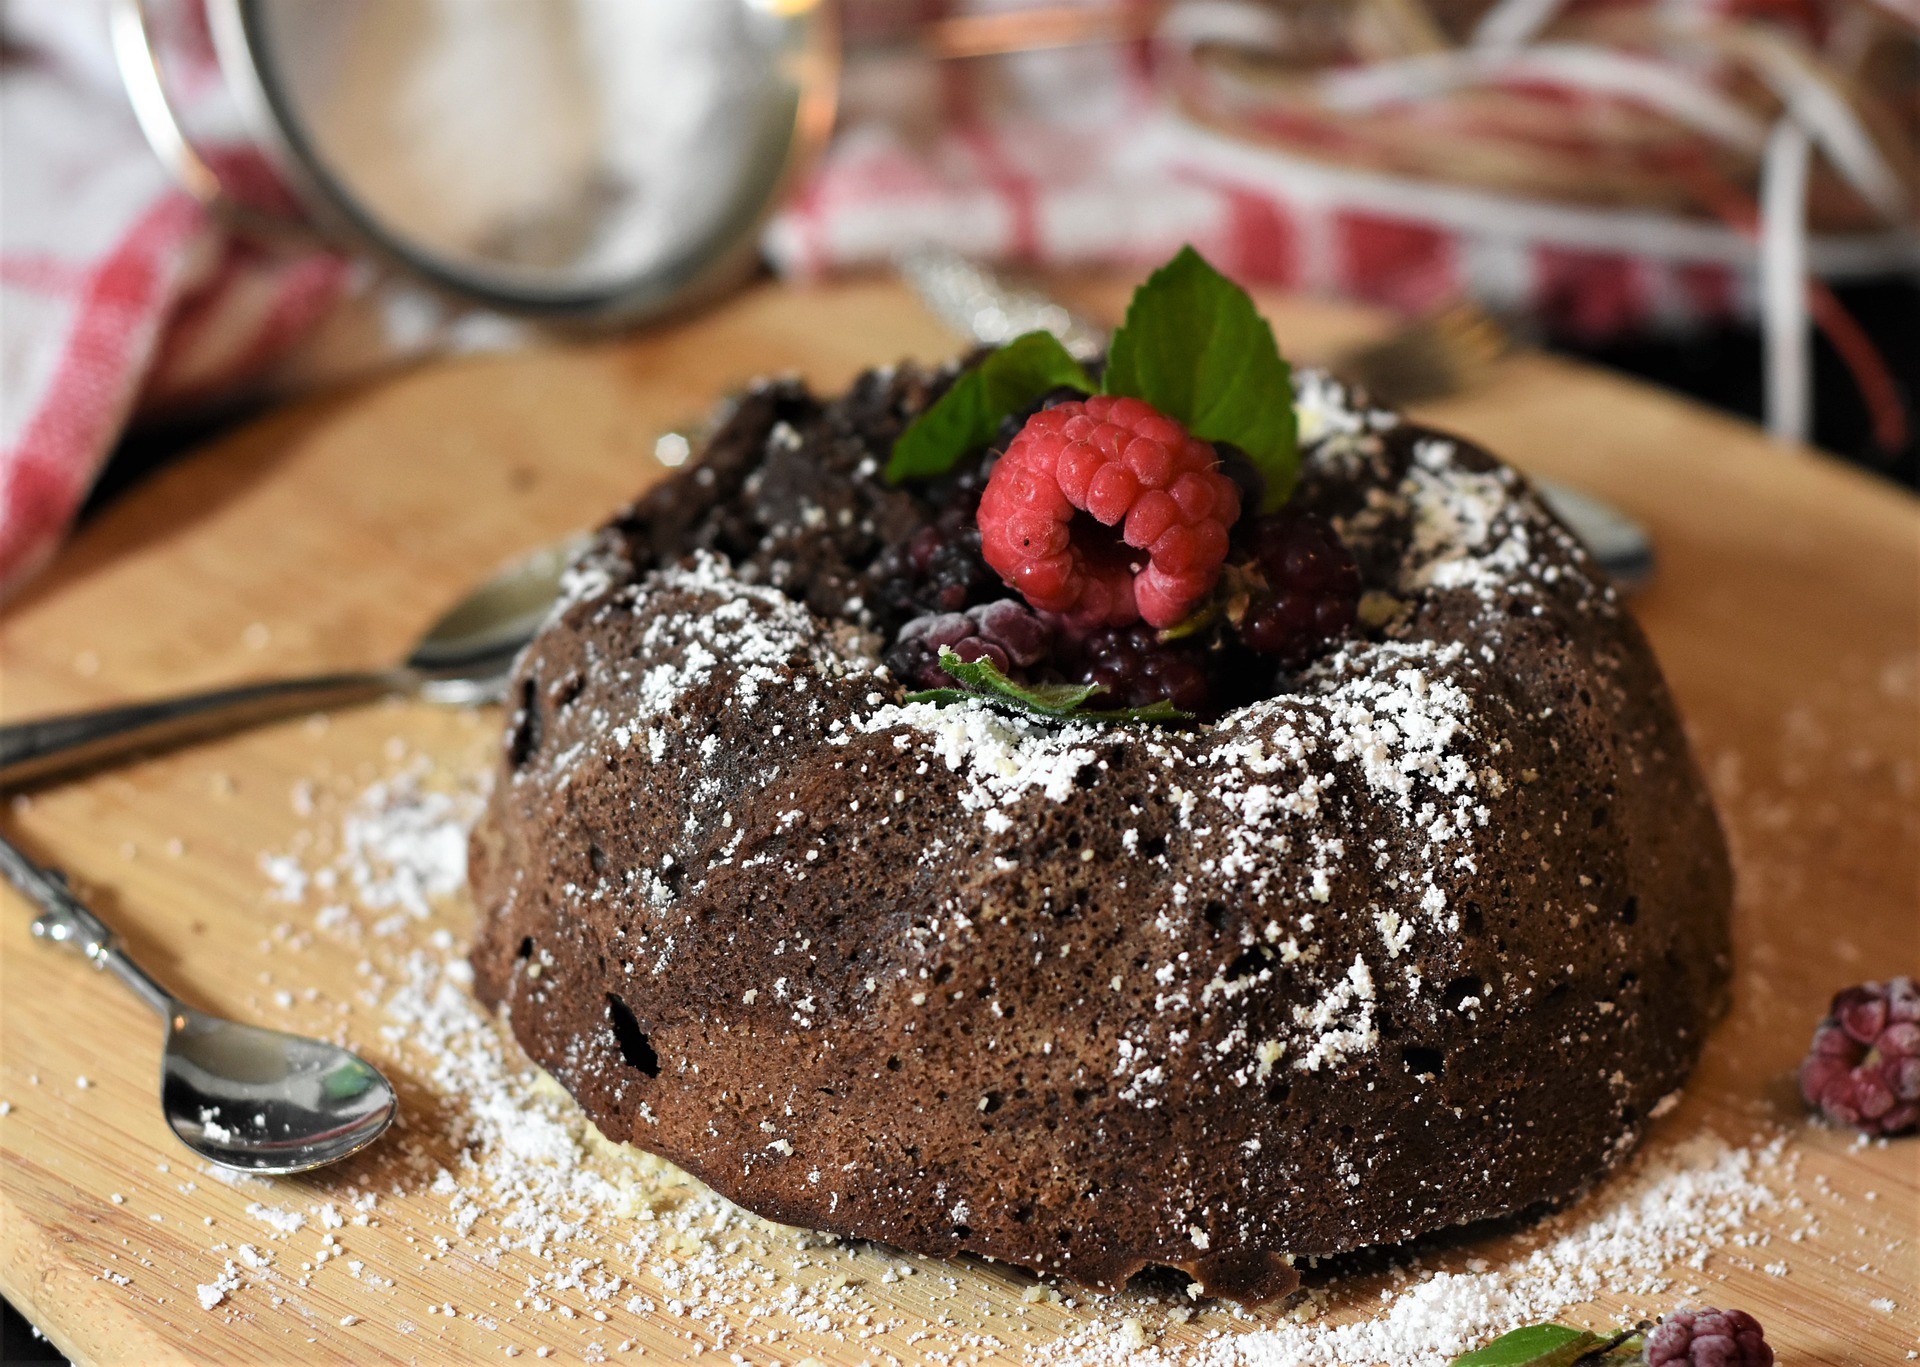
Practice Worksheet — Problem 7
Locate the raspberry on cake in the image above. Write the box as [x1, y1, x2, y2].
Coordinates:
[978, 395, 1241, 629]
[469, 249, 1733, 1304]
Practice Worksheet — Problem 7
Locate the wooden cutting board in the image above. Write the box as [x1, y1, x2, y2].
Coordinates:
[1, 278, 1914, 1366]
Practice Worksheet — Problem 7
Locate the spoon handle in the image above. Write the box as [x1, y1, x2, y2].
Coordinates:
[0, 832, 173, 1017]
[0, 669, 412, 789]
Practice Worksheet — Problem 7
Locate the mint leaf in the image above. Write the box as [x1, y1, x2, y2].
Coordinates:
[887, 331, 1093, 483]
[1101, 246, 1297, 511]
[1449, 1324, 1607, 1367]
[905, 648, 1191, 725]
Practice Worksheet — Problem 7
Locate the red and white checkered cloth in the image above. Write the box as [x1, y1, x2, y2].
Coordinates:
[3, 0, 1911, 600]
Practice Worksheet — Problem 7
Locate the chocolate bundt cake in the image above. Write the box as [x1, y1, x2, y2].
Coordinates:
[469, 328, 1731, 1302]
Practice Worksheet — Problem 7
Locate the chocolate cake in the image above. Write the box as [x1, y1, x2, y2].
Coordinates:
[469, 341, 1732, 1302]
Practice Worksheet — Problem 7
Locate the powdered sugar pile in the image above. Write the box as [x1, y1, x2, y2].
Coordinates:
[858, 697, 1107, 811]
[263, 762, 484, 938]
[338, 772, 476, 921]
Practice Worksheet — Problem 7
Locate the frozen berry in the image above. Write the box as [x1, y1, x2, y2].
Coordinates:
[887, 600, 1054, 689]
[977, 396, 1241, 630]
[867, 510, 997, 622]
[1644, 1307, 1773, 1367]
[1060, 624, 1211, 714]
[1799, 976, 1920, 1136]
[1236, 509, 1360, 665]
[969, 598, 1054, 665]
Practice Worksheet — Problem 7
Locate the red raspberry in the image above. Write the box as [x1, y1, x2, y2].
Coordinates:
[977, 396, 1241, 630]
[1799, 976, 1920, 1136]
[1645, 1307, 1773, 1367]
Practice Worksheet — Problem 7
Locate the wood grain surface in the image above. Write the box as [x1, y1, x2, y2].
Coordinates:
[1, 278, 1914, 1366]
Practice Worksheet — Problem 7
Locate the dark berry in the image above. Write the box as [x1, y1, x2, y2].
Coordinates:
[970, 598, 1053, 667]
[887, 601, 1054, 689]
[866, 507, 997, 623]
[1644, 1307, 1773, 1367]
[1235, 509, 1359, 665]
[1800, 976, 1920, 1136]
[1060, 624, 1211, 714]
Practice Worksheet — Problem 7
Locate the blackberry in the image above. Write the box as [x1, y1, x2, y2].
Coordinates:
[866, 508, 997, 623]
[862, 447, 1005, 628]
[887, 600, 1053, 690]
[1800, 976, 1920, 1136]
[1062, 624, 1212, 714]
[1645, 1307, 1773, 1367]
[1235, 509, 1360, 665]
[863, 385, 1082, 631]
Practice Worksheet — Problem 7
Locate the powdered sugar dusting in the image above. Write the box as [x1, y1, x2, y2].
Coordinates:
[1044, 1132, 1787, 1367]
[859, 697, 1104, 809]
[576, 552, 879, 756]
[1402, 439, 1533, 598]
[262, 761, 484, 939]
[339, 771, 476, 919]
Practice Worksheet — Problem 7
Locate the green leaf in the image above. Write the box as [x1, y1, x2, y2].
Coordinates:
[887, 331, 1094, 483]
[1101, 245, 1298, 512]
[1449, 1325, 1607, 1367]
[904, 648, 1191, 725]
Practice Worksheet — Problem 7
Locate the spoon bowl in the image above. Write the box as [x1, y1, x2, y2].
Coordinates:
[407, 533, 590, 695]
[2, 832, 401, 1175]
[162, 1007, 396, 1174]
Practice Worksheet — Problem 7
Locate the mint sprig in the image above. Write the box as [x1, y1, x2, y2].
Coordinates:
[1103, 246, 1297, 511]
[905, 648, 1190, 726]
[885, 331, 1093, 483]
[887, 247, 1297, 509]
[1450, 1323, 1647, 1367]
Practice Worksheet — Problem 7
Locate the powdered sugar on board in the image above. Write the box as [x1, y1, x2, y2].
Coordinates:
[262, 761, 484, 937]
[1048, 1132, 1789, 1367]
[198, 753, 1819, 1362]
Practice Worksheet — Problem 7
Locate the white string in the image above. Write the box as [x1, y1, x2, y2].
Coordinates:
[1759, 119, 1813, 446]
[1315, 46, 1769, 152]
[1470, 0, 1570, 50]
[1730, 26, 1909, 224]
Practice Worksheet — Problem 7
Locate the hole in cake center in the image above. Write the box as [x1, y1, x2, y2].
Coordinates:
[606, 994, 661, 1077]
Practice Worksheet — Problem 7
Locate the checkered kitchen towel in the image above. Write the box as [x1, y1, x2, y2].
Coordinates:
[3, 0, 1912, 599]
[0, 0, 512, 599]
[0, 1, 349, 592]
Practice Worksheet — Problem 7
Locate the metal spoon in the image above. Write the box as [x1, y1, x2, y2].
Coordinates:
[0, 832, 395, 1173]
[0, 533, 587, 789]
